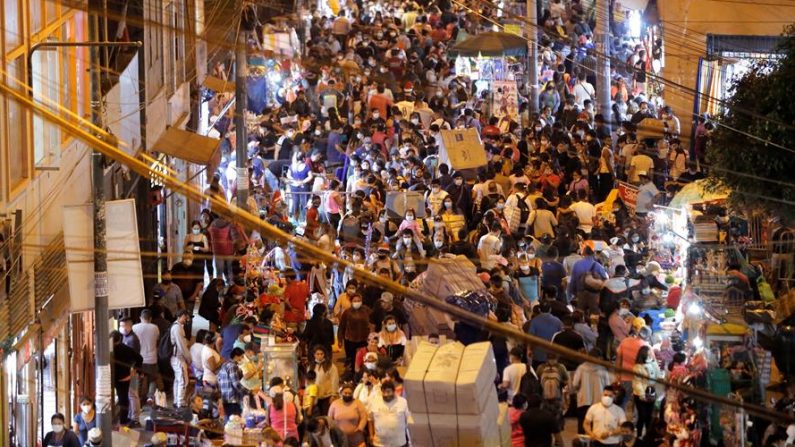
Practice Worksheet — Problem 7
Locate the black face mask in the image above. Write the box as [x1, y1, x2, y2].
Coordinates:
[342, 395, 354, 403]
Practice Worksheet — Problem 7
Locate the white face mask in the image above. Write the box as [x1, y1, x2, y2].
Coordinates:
[444, 201, 453, 209]
[496, 203, 505, 210]
[411, 118, 419, 125]
[373, 113, 380, 119]
[243, 334, 252, 343]
[527, 253, 536, 259]
[192, 228, 201, 235]
[434, 240, 444, 248]
[52, 424, 64, 433]
[380, 217, 387, 223]
[406, 215, 414, 221]
[520, 265, 530, 272]
[82, 405, 92, 414]
[386, 323, 397, 332]
[403, 237, 412, 245]
[364, 361, 377, 370]
[601, 396, 614, 407]
[352, 302, 363, 310]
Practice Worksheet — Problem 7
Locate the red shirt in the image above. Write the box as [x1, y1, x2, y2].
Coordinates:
[305, 207, 320, 239]
[283, 280, 309, 323]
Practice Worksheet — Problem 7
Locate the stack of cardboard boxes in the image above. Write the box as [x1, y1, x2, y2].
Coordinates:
[405, 341, 510, 446]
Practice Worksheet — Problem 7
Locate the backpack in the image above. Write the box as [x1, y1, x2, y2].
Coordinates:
[516, 193, 531, 225]
[158, 323, 177, 361]
[540, 365, 562, 401]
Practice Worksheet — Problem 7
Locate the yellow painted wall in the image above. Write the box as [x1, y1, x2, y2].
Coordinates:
[658, 0, 795, 145]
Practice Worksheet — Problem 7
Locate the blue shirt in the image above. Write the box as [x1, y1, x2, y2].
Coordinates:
[541, 261, 567, 297]
[566, 257, 608, 299]
[326, 130, 345, 164]
[528, 312, 563, 362]
[220, 323, 244, 359]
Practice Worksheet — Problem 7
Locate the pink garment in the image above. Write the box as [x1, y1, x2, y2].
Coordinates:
[509, 407, 525, 447]
[397, 220, 423, 240]
[268, 402, 300, 440]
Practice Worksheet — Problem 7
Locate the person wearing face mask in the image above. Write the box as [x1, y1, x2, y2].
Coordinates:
[338, 294, 373, 370]
[111, 330, 143, 425]
[444, 172, 472, 217]
[516, 250, 542, 306]
[425, 178, 449, 217]
[396, 208, 424, 245]
[217, 347, 247, 420]
[355, 332, 388, 373]
[353, 368, 382, 409]
[394, 229, 425, 280]
[72, 397, 97, 445]
[583, 386, 627, 446]
[631, 345, 661, 439]
[44, 413, 82, 447]
[367, 380, 409, 447]
[615, 327, 651, 419]
[152, 270, 184, 322]
[377, 315, 407, 361]
[184, 219, 213, 277]
[328, 382, 369, 446]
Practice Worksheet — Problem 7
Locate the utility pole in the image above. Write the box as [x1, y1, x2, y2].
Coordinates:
[596, 0, 612, 130]
[88, 10, 113, 443]
[527, 0, 539, 114]
[235, 28, 249, 208]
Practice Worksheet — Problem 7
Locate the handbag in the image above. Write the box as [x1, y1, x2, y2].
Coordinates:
[644, 384, 657, 402]
[582, 263, 606, 292]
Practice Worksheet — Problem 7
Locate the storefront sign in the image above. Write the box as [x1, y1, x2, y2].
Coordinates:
[617, 181, 639, 211]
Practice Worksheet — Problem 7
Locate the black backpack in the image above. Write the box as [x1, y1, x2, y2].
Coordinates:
[158, 323, 177, 361]
[516, 193, 532, 225]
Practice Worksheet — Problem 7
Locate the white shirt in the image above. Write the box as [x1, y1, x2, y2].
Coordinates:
[426, 189, 449, 216]
[570, 200, 596, 234]
[573, 81, 595, 108]
[502, 363, 527, 401]
[629, 154, 653, 183]
[369, 396, 410, 447]
[190, 343, 204, 373]
[636, 181, 660, 214]
[584, 402, 627, 445]
[132, 322, 160, 365]
[477, 233, 502, 270]
[201, 345, 221, 384]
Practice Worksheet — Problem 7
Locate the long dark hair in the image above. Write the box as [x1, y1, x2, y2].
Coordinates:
[635, 346, 651, 365]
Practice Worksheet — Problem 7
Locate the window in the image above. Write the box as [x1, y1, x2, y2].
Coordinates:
[7, 98, 28, 187]
[30, 0, 43, 34]
[45, 0, 56, 25]
[32, 46, 61, 164]
[4, 0, 22, 51]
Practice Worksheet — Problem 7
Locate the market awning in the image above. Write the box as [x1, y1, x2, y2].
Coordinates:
[450, 31, 528, 57]
[202, 75, 235, 93]
[151, 127, 221, 165]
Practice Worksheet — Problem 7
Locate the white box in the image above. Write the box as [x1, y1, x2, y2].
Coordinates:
[497, 402, 512, 447]
[456, 342, 498, 414]
[457, 392, 500, 447]
[424, 342, 465, 414]
[428, 413, 460, 447]
[404, 342, 438, 413]
[408, 412, 435, 447]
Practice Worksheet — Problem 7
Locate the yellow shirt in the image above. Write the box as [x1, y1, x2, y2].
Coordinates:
[303, 383, 319, 410]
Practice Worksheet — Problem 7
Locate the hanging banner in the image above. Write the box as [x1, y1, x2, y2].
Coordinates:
[491, 80, 519, 119]
[617, 181, 639, 211]
[64, 199, 146, 312]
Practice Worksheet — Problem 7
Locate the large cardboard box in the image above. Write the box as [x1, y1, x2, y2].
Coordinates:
[456, 342, 498, 414]
[497, 402, 512, 447]
[408, 412, 435, 447]
[420, 255, 485, 300]
[405, 335, 449, 364]
[404, 342, 439, 413]
[457, 391, 500, 447]
[427, 413, 460, 447]
[424, 342, 465, 414]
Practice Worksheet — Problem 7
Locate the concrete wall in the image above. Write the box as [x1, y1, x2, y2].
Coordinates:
[658, 0, 795, 144]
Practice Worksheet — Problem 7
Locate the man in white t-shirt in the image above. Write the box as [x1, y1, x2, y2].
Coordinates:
[572, 73, 595, 108]
[132, 309, 162, 401]
[628, 149, 654, 184]
[584, 386, 627, 446]
[500, 347, 528, 401]
[570, 190, 596, 236]
[635, 173, 660, 216]
[477, 222, 503, 270]
[368, 381, 410, 447]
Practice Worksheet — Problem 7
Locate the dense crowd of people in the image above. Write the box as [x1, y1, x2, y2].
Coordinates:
[41, 0, 795, 447]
